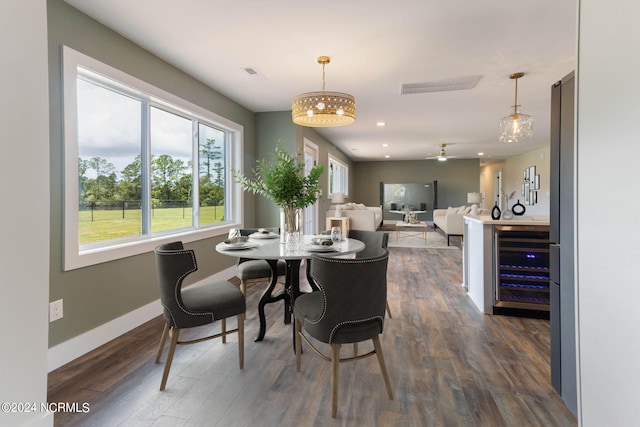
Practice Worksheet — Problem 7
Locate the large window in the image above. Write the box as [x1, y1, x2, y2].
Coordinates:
[64, 47, 243, 270]
[328, 154, 349, 196]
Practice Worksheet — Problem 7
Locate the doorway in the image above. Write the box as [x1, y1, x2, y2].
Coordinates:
[303, 139, 319, 234]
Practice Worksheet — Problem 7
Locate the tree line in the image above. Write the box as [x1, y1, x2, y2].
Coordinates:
[78, 139, 225, 207]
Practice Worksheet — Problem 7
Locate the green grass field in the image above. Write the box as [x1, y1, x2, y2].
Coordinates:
[79, 206, 224, 244]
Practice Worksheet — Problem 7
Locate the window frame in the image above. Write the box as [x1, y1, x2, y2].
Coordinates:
[328, 154, 349, 197]
[62, 46, 244, 271]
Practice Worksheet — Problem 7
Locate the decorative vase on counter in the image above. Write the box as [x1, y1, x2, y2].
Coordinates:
[502, 208, 514, 220]
[491, 202, 501, 220]
[512, 199, 526, 216]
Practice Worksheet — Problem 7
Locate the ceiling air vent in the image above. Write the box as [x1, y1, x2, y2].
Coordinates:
[401, 75, 482, 95]
[243, 66, 266, 80]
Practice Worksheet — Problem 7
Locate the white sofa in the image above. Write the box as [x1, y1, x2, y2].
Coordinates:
[433, 206, 486, 245]
[326, 203, 383, 232]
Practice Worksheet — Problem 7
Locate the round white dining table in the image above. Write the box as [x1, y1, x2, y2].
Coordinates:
[216, 234, 365, 342]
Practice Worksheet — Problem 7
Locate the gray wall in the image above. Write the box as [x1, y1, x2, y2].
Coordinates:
[254, 111, 297, 227]
[353, 159, 481, 220]
[47, 0, 257, 346]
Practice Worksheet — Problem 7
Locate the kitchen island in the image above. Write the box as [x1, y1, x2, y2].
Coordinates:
[463, 215, 550, 314]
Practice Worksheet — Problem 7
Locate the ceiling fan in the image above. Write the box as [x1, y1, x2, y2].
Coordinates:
[425, 144, 451, 161]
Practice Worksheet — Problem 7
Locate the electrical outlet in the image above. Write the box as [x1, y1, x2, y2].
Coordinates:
[50, 299, 63, 322]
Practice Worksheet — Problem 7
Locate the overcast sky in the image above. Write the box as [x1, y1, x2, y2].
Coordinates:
[77, 79, 194, 178]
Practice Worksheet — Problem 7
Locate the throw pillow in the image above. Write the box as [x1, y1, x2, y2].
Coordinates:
[447, 207, 458, 215]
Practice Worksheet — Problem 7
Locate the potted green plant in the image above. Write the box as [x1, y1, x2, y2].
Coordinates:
[233, 146, 324, 246]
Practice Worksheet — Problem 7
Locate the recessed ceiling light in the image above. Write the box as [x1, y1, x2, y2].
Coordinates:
[382, 143, 389, 147]
[384, 155, 390, 158]
[478, 152, 484, 156]
[376, 122, 386, 127]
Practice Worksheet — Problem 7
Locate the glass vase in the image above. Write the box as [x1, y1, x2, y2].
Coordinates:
[281, 206, 303, 250]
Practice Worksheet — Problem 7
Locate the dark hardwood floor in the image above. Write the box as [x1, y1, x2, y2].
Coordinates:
[48, 247, 577, 426]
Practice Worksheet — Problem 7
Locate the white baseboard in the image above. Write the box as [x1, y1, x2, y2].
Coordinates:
[48, 266, 236, 372]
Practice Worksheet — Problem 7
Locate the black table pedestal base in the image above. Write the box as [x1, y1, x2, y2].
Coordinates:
[254, 259, 304, 342]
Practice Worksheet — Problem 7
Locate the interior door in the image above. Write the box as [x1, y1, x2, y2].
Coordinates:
[303, 139, 319, 235]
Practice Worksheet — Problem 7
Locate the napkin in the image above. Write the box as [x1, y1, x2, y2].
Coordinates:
[224, 236, 248, 244]
[311, 237, 333, 246]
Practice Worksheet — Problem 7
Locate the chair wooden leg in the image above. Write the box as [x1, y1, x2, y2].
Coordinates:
[353, 343, 358, 357]
[372, 335, 393, 400]
[295, 317, 302, 371]
[237, 313, 245, 369]
[331, 343, 341, 418]
[240, 280, 246, 296]
[386, 300, 393, 319]
[221, 318, 227, 344]
[155, 323, 169, 363]
[159, 327, 180, 391]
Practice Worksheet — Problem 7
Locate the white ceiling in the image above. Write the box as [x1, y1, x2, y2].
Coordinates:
[64, 0, 577, 163]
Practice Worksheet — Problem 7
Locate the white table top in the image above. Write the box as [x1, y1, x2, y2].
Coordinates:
[215, 234, 365, 260]
[389, 210, 427, 214]
[395, 221, 428, 227]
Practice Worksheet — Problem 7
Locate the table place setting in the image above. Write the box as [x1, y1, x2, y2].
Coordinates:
[248, 228, 280, 240]
[303, 236, 340, 252]
[218, 236, 258, 251]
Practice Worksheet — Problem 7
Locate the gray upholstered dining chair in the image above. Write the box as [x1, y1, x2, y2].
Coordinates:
[348, 229, 393, 318]
[236, 228, 287, 295]
[154, 241, 245, 391]
[293, 247, 394, 417]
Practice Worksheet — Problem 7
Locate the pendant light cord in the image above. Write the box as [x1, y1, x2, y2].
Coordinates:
[513, 77, 519, 116]
[322, 63, 326, 93]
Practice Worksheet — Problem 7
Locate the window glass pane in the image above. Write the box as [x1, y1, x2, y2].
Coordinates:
[328, 156, 348, 196]
[77, 78, 142, 244]
[198, 123, 226, 226]
[329, 162, 335, 194]
[150, 106, 193, 233]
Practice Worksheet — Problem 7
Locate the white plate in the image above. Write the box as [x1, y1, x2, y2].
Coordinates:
[303, 244, 338, 252]
[219, 242, 257, 250]
[315, 235, 344, 242]
[249, 232, 279, 239]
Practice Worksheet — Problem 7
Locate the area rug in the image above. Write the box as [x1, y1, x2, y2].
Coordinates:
[377, 222, 461, 249]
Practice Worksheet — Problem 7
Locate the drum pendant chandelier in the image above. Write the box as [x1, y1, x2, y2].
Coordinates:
[498, 72, 533, 143]
[292, 56, 356, 127]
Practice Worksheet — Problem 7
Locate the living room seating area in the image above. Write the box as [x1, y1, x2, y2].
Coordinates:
[325, 203, 383, 231]
[433, 206, 487, 245]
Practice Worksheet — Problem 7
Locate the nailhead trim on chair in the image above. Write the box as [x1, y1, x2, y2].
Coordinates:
[161, 302, 177, 327]
[313, 254, 386, 265]
[163, 249, 215, 325]
[303, 284, 327, 326]
[329, 316, 384, 343]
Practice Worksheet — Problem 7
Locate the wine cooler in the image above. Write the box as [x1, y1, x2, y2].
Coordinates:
[494, 225, 550, 311]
